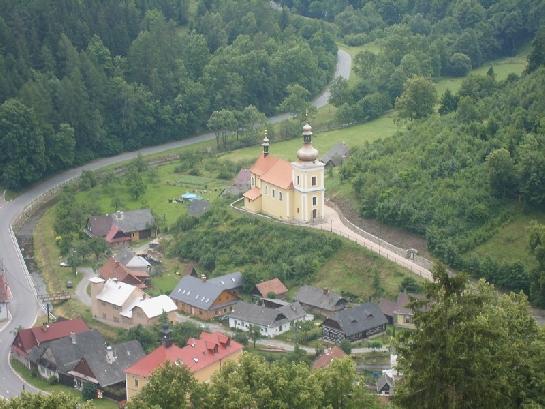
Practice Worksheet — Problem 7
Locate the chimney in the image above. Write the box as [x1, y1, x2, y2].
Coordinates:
[70, 331, 76, 345]
[42, 323, 49, 332]
[106, 345, 116, 364]
[200, 274, 207, 282]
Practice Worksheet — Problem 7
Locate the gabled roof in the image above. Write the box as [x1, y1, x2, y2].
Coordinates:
[188, 199, 210, 217]
[87, 215, 113, 237]
[321, 143, 349, 166]
[125, 332, 243, 377]
[294, 285, 347, 312]
[122, 295, 177, 319]
[96, 279, 140, 307]
[229, 301, 307, 327]
[255, 278, 288, 298]
[260, 158, 293, 189]
[326, 303, 387, 337]
[112, 209, 155, 233]
[379, 292, 416, 317]
[115, 248, 137, 266]
[250, 154, 280, 177]
[71, 341, 145, 387]
[170, 274, 239, 310]
[312, 346, 347, 369]
[13, 319, 90, 354]
[208, 272, 243, 290]
[243, 187, 262, 201]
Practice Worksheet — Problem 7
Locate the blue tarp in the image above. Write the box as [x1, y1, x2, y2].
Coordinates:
[181, 192, 202, 201]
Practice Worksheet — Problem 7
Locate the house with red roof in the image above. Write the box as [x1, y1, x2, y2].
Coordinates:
[255, 278, 288, 299]
[86, 209, 155, 246]
[311, 346, 347, 370]
[124, 331, 243, 401]
[99, 250, 150, 289]
[11, 318, 90, 368]
[243, 124, 325, 223]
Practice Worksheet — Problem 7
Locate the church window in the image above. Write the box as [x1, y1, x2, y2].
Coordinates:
[296, 175, 300, 185]
[272, 189, 276, 198]
[279, 192, 283, 201]
[251, 177, 254, 186]
[312, 176, 317, 186]
[297, 208, 299, 213]
[265, 185, 267, 194]
[312, 196, 317, 206]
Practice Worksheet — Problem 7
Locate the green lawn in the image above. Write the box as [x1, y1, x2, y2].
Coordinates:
[466, 211, 545, 270]
[221, 112, 398, 162]
[10, 359, 117, 409]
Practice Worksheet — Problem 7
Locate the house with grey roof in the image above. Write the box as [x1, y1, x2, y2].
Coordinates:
[294, 285, 347, 317]
[222, 168, 251, 198]
[86, 209, 155, 246]
[321, 143, 349, 168]
[187, 199, 210, 217]
[228, 301, 313, 337]
[169, 273, 241, 320]
[28, 329, 144, 400]
[322, 303, 387, 343]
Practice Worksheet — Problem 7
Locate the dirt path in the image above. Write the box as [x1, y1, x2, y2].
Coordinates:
[74, 267, 95, 307]
[312, 205, 434, 282]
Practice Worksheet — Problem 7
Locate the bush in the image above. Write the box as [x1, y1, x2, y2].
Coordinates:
[340, 339, 352, 354]
[82, 382, 97, 400]
[47, 375, 58, 385]
[233, 332, 249, 346]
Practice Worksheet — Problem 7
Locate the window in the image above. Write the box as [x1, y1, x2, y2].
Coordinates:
[312, 196, 317, 206]
[135, 379, 139, 387]
[312, 176, 317, 186]
[272, 189, 276, 198]
[265, 185, 267, 194]
[279, 192, 283, 201]
[251, 177, 254, 186]
[296, 175, 300, 185]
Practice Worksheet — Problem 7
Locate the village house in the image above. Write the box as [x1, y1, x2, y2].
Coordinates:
[90, 277, 177, 328]
[255, 277, 288, 299]
[294, 285, 347, 317]
[244, 124, 325, 223]
[222, 168, 251, 198]
[86, 209, 155, 246]
[11, 319, 90, 368]
[0, 272, 10, 322]
[311, 346, 347, 370]
[379, 292, 417, 328]
[98, 250, 151, 289]
[320, 142, 350, 168]
[27, 329, 144, 400]
[322, 303, 387, 343]
[376, 354, 399, 397]
[169, 273, 241, 320]
[228, 301, 312, 337]
[125, 331, 243, 401]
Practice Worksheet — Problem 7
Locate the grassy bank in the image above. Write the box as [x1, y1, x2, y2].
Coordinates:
[10, 359, 117, 409]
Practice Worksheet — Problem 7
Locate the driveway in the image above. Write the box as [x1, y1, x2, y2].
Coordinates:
[74, 267, 95, 307]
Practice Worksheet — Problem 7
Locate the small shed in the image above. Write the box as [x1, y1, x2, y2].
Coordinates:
[321, 143, 350, 168]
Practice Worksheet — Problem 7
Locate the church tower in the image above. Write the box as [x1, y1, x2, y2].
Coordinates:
[291, 123, 325, 222]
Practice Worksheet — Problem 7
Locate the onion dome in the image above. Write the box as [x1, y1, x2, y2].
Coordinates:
[297, 123, 319, 162]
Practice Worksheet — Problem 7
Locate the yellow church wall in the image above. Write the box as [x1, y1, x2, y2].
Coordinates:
[244, 195, 262, 213]
[261, 182, 293, 220]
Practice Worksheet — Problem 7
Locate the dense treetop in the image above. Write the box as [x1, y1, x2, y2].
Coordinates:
[0, 0, 337, 189]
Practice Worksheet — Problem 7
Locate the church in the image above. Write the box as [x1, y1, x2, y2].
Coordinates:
[243, 123, 325, 223]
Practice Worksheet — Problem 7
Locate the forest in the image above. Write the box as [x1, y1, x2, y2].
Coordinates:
[0, 0, 336, 189]
[339, 38, 545, 303]
[321, 0, 545, 124]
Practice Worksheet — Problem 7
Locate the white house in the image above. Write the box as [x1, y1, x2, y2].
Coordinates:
[228, 301, 313, 337]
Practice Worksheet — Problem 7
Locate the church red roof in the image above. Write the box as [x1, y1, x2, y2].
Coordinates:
[125, 332, 243, 378]
[250, 153, 293, 190]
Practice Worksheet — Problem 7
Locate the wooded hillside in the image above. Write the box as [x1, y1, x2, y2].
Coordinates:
[0, 0, 336, 189]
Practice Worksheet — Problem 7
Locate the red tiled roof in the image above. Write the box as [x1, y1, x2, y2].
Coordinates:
[250, 154, 279, 177]
[125, 332, 243, 378]
[13, 319, 90, 354]
[260, 158, 293, 189]
[255, 278, 288, 298]
[243, 187, 262, 201]
[105, 225, 131, 244]
[99, 257, 149, 284]
[312, 346, 347, 369]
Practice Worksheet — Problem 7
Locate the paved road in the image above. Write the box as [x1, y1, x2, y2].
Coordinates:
[74, 268, 95, 307]
[0, 48, 351, 398]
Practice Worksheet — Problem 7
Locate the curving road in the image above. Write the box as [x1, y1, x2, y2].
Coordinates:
[0, 49, 351, 398]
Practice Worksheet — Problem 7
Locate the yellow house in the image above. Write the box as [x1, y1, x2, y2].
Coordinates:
[124, 331, 243, 401]
[244, 123, 325, 223]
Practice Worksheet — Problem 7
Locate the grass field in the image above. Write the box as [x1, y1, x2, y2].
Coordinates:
[11, 359, 117, 409]
[313, 243, 422, 302]
[466, 211, 545, 270]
